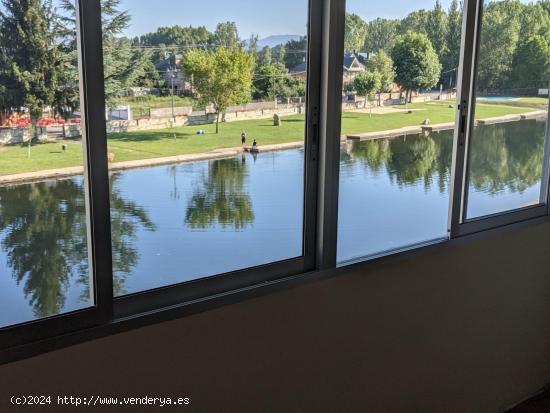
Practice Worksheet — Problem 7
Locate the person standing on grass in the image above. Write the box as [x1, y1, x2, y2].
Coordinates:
[241, 131, 246, 146]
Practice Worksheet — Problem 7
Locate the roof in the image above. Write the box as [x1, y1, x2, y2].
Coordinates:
[343, 53, 365, 71]
[291, 53, 366, 73]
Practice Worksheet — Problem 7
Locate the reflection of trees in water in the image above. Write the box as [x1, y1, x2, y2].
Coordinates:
[347, 121, 546, 195]
[469, 122, 545, 194]
[0, 180, 85, 318]
[387, 134, 438, 189]
[185, 158, 254, 230]
[0, 174, 154, 319]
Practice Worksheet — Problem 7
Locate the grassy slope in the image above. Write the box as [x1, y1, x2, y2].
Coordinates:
[0, 101, 537, 175]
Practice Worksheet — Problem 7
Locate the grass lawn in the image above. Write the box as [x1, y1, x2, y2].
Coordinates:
[476, 96, 549, 110]
[0, 101, 541, 176]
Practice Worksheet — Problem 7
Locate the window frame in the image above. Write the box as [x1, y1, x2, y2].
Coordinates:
[0, 0, 114, 350]
[448, 0, 550, 238]
[2, 0, 550, 361]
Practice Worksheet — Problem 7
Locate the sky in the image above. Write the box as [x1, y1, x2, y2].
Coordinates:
[119, 0, 456, 39]
[119, 0, 533, 39]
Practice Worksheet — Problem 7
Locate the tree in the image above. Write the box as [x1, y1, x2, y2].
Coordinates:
[426, 0, 449, 60]
[366, 50, 395, 104]
[441, 0, 462, 85]
[398, 10, 430, 36]
[364, 18, 399, 54]
[283, 37, 308, 71]
[0, 0, 60, 137]
[391, 31, 442, 102]
[257, 46, 273, 67]
[510, 35, 550, 89]
[345, 13, 368, 53]
[476, 0, 522, 91]
[183, 47, 254, 133]
[214, 22, 242, 50]
[59, 0, 150, 108]
[248, 34, 259, 64]
[353, 71, 381, 107]
[137, 25, 213, 49]
[253, 63, 304, 100]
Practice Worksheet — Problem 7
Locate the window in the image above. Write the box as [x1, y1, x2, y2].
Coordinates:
[1, 0, 549, 357]
[0, 0, 96, 327]
[463, 0, 550, 219]
[100, 0, 314, 298]
[337, 0, 464, 263]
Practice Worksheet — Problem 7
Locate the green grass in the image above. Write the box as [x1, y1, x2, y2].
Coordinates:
[0, 101, 540, 176]
[476, 96, 549, 110]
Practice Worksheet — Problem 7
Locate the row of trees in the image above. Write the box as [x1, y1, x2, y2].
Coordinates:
[0, 0, 305, 136]
[0, 0, 155, 134]
[348, 31, 441, 105]
[345, 0, 550, 93]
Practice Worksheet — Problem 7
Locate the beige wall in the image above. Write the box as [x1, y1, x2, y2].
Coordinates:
[1, 220, 549, 412]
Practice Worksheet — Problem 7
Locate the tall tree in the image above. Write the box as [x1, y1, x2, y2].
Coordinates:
[364, 18, 399, 54]
[214, 21, 242, 50]
[183, 47, 254, 133]
[257, 46, 273, 67]
[510, 35, 550, 89]
[366, 50, 395, 104]
[476, 0, 522, 91]
[283, 37, 308, 71]
[59, 0, 151, 108]
[345, 13, 368, 53]
[391, 31, 442, 102]
[441, 0, 462, 84]
[426, 0, 449, 60]
[0, 0, 60, 137]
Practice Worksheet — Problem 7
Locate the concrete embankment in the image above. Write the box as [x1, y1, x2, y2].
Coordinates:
[347, 110, 547, 141]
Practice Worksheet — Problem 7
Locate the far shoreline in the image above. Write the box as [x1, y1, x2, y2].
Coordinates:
[0, 111, 546, 187]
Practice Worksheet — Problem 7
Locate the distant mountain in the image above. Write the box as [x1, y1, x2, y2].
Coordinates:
[247, 35, 302, 49]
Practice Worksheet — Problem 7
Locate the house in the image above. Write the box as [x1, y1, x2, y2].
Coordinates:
[156, 52, 185, 93]
[289, 52, 367, 84]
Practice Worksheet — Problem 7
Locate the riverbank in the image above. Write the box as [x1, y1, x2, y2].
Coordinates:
[0, 103, 544, 184]
[0, 141, 306, 185]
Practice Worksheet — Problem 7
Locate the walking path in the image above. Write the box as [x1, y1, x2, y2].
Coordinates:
[0, 110, 547, 186]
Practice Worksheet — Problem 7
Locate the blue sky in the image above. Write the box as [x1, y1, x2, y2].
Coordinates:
[120, 0, 456, 38]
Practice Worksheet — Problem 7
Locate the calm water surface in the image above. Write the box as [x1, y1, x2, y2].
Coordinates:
[0, 119, 546, 326]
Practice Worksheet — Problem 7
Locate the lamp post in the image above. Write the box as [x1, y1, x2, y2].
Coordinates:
[169, 66, 178, 120]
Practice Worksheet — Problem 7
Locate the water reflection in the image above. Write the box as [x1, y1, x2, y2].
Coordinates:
[0, 180, 87, 319]
[0, 120, 546, 324]
[345, 119, 546, 197]
[0, 175, 154, 322]
[185, 158, 254, 230]
[469, 121, 545, 195]
[338, 119, 546, 262]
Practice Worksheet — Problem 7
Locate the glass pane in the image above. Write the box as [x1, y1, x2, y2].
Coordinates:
[102, 0, 308, 294]
[337, 0, 463, 263]
[465, 0, 550, 219]
[0, 1, 94, 326]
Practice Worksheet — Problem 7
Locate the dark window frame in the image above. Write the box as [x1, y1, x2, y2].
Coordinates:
[1, 0, 550, 362]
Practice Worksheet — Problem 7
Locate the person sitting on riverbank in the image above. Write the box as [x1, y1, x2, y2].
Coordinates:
[252, 139, 257, 150]
[241, 131, 246, 146]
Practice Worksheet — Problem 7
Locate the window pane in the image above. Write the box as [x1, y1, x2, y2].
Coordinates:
[337, 0, 463, 263]
[0, 1, 94, 326]
[465, 0, 550, 219]
[102, 0, 308, 294]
